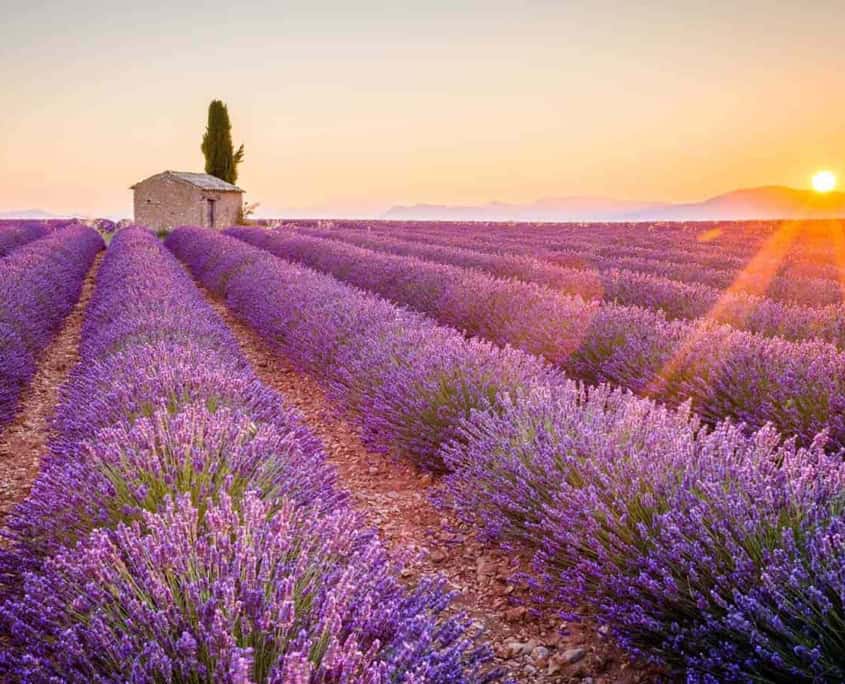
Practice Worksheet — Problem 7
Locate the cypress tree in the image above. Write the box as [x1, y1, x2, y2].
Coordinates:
[201, 100, 245, 184]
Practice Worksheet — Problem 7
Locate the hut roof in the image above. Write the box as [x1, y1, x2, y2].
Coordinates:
[131, 171, 243, 193]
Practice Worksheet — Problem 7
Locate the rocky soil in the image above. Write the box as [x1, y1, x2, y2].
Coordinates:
[202, 289, 660, 683]
[0, 254, 103, 528]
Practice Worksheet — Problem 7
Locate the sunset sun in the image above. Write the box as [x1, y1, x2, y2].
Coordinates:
[811, 170, 837, 193]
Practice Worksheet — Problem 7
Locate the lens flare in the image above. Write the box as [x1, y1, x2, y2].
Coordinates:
[696, 227, 724, 243]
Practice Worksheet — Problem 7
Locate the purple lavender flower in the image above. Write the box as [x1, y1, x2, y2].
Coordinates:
[168, 227, 560, 469]
[293, 225, 845, 348]
[0, 226, 496, 682]
[2, 405, 340, 580]
[168, 224, 844, 680]
[0, 225, 103, 427]
[442, 383, 845, 680]
[225, 226, 845, 450]
[1, 493, 493, 683]
[0, 221, 49, 257]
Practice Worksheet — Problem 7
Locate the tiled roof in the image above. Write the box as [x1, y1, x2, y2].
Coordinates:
[132, 171, 243, 192]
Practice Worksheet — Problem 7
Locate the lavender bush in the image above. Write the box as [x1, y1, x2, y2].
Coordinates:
[0, 227, 495, 682]
[167, 227, 559, 470]
[442, 384, 845, 681]
[227, 227, 845, 450]
[90, 217, 118, 234]
[169, 226, 844, 681]
[4, 405, 340, 576]
[2, 493, 493, 682]
[350, 222, 842, 306]
[1, 228, 327, 582]
[0, 224, 102, 427]
[297, 226, 845, 348]
[0, 221, 49, 257]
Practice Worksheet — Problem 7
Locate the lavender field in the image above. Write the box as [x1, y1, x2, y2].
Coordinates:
[1, 218, 844, 683]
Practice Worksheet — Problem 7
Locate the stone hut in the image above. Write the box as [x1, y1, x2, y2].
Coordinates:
[131, 171, 243, 231]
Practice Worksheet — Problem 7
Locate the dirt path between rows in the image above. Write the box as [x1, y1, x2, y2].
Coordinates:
[0, 253, 102, 527]
[200, 289, 656, 684]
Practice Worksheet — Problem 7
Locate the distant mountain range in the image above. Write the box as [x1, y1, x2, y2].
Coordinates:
[0, 208, 64, 219]
[5, 185, 845, 223]
[385, 186, 845, 222]
[0, 209, 128, 221]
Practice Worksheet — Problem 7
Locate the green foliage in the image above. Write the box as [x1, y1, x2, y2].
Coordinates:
[201, 100, 244, 184]
[238, 200, 260, 224]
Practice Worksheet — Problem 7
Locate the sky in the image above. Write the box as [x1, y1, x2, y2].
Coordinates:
[1, 0, 843, 218]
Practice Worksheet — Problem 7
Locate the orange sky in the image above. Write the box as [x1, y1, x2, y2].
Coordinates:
[1, 1, 843, 218]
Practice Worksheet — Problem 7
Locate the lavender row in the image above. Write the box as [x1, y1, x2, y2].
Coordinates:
[334, 220, 839, 306]
[229, 227, 845, 451]
[406, 223, 840, 280]
[166, 227, 556, 471]
[295, 219, 807, 276]
[296, 226, 845, 347]
[526, 222, 843, 276]
[171, 226, 845, 681]
[487, 228, 844, 293]
[443, 391, 845, 682]
[0, 222, 50, 257]
[343, 222, 844, 307]
[527, 240, 839, 306]
[280, 218, 770, 254]
[343, 219, 842, 283]
[0, 225, 103, 428]
[330, 217, 825, 258]
[0, 227, 493, 682]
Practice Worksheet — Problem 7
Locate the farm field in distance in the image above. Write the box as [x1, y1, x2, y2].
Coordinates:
[1, 217, 843, 683]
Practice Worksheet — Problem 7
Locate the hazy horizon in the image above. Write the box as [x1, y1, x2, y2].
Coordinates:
[6, 181, 845, 222]
[2, 1, 843, 217]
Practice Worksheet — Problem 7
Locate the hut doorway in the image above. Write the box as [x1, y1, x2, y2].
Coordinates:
[205, 198, 216, 228]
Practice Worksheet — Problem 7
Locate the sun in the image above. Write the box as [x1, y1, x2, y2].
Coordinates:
[811, 170, 837, 193]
